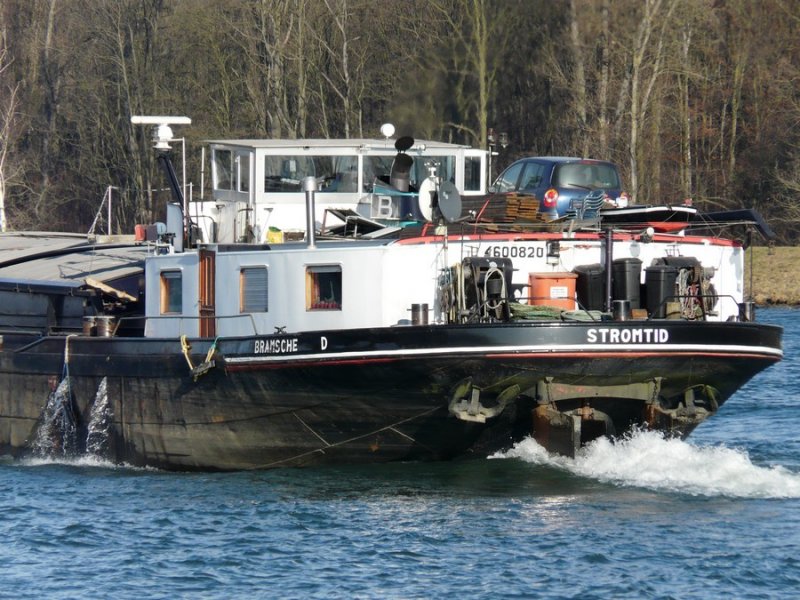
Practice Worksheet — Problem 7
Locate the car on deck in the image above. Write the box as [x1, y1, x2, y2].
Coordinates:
[488, 157, 628, 220]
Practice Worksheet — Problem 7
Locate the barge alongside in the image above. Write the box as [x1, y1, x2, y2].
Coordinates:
[0, 120, 782, 470]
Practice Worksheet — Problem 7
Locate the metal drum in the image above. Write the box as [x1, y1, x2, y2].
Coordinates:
[95, 316, 116, 337]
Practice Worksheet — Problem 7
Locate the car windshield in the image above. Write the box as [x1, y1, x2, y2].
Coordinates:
[554, 163, 620, 190]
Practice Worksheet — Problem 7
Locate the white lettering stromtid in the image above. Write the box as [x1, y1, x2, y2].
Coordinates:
[586, 328, 669, 344]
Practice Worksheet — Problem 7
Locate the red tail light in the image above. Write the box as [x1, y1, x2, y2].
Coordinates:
[543, 188, 559, 208]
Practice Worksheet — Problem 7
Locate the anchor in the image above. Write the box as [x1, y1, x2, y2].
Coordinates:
[448, 378, 520, 423]
[180, 335, 219, 380]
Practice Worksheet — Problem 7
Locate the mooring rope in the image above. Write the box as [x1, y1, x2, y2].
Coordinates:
[180, 335, 194, 371]
[180, 335, 219, 380]
[62, 334, 78, 380]
[249, 406, 441, 470]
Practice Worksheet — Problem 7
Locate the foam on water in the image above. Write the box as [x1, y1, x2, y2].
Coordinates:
[493, 430, 800, 499]
[31, 377, 78, 457]
[17, 454, 150, 471]
[86, 376, 112, 456]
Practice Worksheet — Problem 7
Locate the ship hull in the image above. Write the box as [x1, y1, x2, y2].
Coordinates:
[0, 320, 782, 470]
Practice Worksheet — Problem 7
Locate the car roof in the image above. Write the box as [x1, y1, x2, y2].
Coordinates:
[524, 156, 618, 164]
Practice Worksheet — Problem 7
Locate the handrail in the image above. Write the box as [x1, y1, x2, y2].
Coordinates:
[11, 336, 52, 353]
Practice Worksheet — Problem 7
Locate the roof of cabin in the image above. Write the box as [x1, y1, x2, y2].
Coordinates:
[0, 235, 146, 285]
[206, 138, 475, 151]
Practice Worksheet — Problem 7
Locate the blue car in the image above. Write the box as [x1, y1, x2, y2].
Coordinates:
[488, 157, 628, 220]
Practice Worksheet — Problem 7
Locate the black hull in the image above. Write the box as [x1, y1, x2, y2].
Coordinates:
[0, 320, 782, 470]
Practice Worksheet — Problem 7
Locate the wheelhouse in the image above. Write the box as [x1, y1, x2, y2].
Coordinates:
[197, 138, 488, 244]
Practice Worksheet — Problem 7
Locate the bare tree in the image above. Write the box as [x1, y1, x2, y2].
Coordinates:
[302, 0, 378, 138]
[568, 0, 588, 157]
[2, 0, 799, 241]
[394, 0, 517, 147]
[0, 23, 20, 231]
[69, 0, 176, 229]
[628, 0, 679, 203]
[227, 0, 300, 138]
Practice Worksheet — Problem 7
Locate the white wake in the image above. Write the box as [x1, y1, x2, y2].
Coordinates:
[17, 455, 150, 471]
[493, 430, 800, 499]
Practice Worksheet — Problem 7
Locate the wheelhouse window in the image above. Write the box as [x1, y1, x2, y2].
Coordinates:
[240, 267, 269, 313]
[237, 153, 250, 192]
[160, 271, 182, 314]
[214, 150, 233, 191]
[415, 156, 456, 186]
[213, 148, 251, 193]
[264, 155, 358, 193]
[306, 265, 342, 311]
[464, 155, 483, 192]
[365, 155, 457, 192]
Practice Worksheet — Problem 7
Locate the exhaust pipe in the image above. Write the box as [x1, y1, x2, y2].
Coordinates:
[303, 176, 318, 249]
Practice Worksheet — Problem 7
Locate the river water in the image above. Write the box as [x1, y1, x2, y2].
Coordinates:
[1, 308, 798, 599]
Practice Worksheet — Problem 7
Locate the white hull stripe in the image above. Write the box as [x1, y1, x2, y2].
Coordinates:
[225, 343, 783, 365]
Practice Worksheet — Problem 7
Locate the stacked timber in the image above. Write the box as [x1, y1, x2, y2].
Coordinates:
[461, 193, 541, 227]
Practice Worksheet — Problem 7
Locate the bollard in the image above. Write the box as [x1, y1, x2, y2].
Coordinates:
[411, 303, 429, 325]
[612, 299, 631, 321]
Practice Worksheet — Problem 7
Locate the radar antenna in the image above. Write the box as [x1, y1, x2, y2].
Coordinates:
[131, 115, 192, 251]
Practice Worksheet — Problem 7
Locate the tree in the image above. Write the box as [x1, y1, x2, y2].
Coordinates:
[1, 0, 799, 241]
[389, 0, 522, 148]
[0, 21, 20, 231]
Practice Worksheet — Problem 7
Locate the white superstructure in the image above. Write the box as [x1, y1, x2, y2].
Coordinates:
[195, 137, 488, 243]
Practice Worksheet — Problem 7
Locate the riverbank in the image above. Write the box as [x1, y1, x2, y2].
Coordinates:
[745, 246, 800, 305]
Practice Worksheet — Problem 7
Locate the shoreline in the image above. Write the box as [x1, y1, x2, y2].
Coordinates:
[745, 246, 800, 306]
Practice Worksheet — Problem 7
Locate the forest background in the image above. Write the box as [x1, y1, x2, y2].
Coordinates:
[1, 0, 800, 244]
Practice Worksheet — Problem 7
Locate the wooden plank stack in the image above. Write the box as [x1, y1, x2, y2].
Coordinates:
[461, 193, 541, 224]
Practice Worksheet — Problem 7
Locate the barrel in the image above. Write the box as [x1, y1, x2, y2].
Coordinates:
[82, 316, 97, 336]
[95, 316, 116, 337]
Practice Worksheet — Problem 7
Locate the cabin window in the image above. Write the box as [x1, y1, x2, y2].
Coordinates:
[464, 156, 483, 191]
[365, 155, 457, 191]
[417, 156, 456, 186]
[240, 267, 269, 312]
[213, 148, 251, 193]
[214, 149, 233, 191]
[264, 155, 358, 193]
[237, 153, 250, 193]
[306, 265, 342, 310]
[160, 271, 182, 314]
[364, 155, 393, 191]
